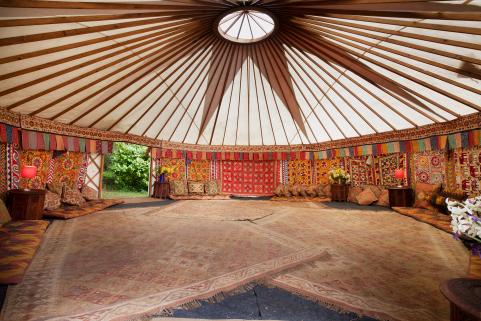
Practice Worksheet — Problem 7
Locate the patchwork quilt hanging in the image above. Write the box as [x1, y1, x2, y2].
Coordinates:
[375, 153, 407, 187]
[454, 147, 481, 194]
[346, 156, 375, 187]
[287, 160, 313, 186]
[314, 159, 342, 185]
[221, 160, 276, 195]
[19, 150, 53, 189]
[412, 151, 446, 186]
[187, 160, 210, 182]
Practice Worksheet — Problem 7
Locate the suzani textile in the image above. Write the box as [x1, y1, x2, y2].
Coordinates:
[221, 161, 276, 195]
[376, 153, 407, 187]
[412, 151, 447, 186]
[19, 150, 52, 189]
[347, 157, 375, 187]
[161, 158, 186, 181]
[51, 152, 84, 189]
[314, 159, 342, 185]
[454, 147, 481, 194]
[288, 160, 313, 186]
[187, 160, 210, 182]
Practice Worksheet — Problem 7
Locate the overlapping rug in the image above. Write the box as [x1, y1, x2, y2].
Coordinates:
[1, 201, 470, 321]
[0, 204, 321, 321]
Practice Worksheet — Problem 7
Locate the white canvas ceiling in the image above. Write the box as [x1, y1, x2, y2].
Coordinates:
[0, 0, 480, 146]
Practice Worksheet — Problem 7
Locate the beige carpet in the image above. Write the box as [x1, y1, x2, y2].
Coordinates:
[258, 207, 469, 321]
[1, 203, 320, 321]
[1, 201, 469, 321]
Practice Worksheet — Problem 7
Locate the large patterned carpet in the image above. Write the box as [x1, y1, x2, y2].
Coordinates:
[0, 201, 469, 321]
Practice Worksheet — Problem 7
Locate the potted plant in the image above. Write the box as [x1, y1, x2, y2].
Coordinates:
[328, 168, 351, 202]
[156, 165, 174, 183]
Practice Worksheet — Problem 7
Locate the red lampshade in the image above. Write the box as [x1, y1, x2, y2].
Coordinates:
[394, 169, 405, 180]
[21, 165, 37, 179]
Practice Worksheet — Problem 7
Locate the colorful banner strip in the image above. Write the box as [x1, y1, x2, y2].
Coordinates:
[21, 130, 113, 154]
[0, 123, 20, 145]
[153, 128, 481, 160]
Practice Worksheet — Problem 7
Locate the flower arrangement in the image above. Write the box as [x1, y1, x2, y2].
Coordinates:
[328, 168, 350, 185]
[446, 196, 481, 256]
[156, 165, 174, 182]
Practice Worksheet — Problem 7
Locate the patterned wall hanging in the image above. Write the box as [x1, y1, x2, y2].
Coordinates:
[161, 158, 186, 181]
[50, 152, 85, 188]
[221, 160, 276, 195]
[6, 143, 20, 190]
[454, 147, 481, 194]
[187, 160, 210, 182]
[210, 160, 220, 180]
[287, 160, 313, 186]
[18, 149, 52, 189]
[314, 158, 342, 185]
[375, 153, 407, 187]
[411, 151, 447, 186]
[346, 156, 375, 187]
[0, 144, 7, 198]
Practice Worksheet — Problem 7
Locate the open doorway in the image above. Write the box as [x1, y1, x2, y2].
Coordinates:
[102, 142, 150, 199]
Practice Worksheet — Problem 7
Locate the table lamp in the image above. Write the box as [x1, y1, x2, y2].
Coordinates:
[21, 165, 37, 191]
[394, 169, 405, 187]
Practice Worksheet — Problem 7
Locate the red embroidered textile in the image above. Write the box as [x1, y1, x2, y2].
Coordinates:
[221, 161, 276, 195]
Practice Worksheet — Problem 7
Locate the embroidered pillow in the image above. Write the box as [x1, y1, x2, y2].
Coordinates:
[274, 185, 284, 197]
[375, 189, 390, 207]
[81, 185, 98, 201]
[414, 183, 441, 210]
[365, 185, 384, 198]
[188, 181, 205, 195]
[0, 199, 11, 226]
[62, 186, 85, 206]
[356, 188, 378, 206]
[44, 190, 61, 210]
[170, 180, 188, 196]
[317, 184, 331, 197]
[347, 186, 363, 204]
[306, 185, 318, 197]
[205, 181, 219, 196]
[281, 185, 291, 197]
[47, 182, 64, 197]
[290, 185, 301, 197]
[299, 185, 308, 197]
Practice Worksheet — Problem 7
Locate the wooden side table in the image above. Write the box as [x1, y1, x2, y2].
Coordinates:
[6, 189, 46, 220]
[387, 187, 413, 207]
[331, 184, 349, 202]
[153, 182, 170, 199]
[440, 278, 481, 321]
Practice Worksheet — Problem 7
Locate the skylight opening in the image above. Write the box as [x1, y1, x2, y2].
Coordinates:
[218, 9, 275, 43]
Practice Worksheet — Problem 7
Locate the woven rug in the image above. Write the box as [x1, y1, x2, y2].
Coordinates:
[1, 208, 321, 321]
[257, 208, 469, 321]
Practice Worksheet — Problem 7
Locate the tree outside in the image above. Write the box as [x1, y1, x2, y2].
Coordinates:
[102, 142, 150, 198]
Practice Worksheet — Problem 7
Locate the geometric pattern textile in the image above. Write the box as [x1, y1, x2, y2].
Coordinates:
[187, 160, 210, 182]
[454, 147, 481, 194]
[6, 144, 20, 190]
[287, 160, 313, 186]
[18, 150, 53, 189]
[412, 151, 447, 186]
[0, 144, 7, 198]
[346, 157, 375, 187]
[221, 161, 276, 195]
[161, 158, 186, 181]
[51, 152, 85, 189]
[314, 159, 341, 185]
[376, 153, 407, 187]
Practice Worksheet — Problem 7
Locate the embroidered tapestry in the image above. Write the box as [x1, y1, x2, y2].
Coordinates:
[288, 160, 313, 186]
[314, 159, 342, 185]
[19, 150, 53, 189]
[412, 151, 446, 186]
[376, 153, 407, 187]
[50, 152, 84, 189]
[0, 144, 7, 198]
[187, 160, 210, 182]
[454, 147, 481, 194]
[161, 158, 186, 181]
[6, 144, 20, 190]
[347, 156, 375, 187]
[221, 160, 276, 195]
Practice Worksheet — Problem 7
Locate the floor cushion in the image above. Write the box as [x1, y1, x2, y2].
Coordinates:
[0, 199, 11, 226]
[205, 180, 220, 195]
[0, 220, 49, 284]
[356, 188, 378, 206]
[169, 194, 231, 200]
[62, 186, 85, 206]
[273, 185, 284, 197]
[317, 184, 331, 197]
[414, 183, 441, 210]
[81, 185, 98, 201]
[47, 182, 64, 197]
[44, 199, 124, 220]
[375, 189, 390, 207]
[170, 180, 188, 196]
[188, 181, 205, 195]
[305, 185, 318, 197]
[290, 185, 301, 197]
[364, 185, 384, 198]
[347, 186, 363, 204]
[44, 190, 61, 210]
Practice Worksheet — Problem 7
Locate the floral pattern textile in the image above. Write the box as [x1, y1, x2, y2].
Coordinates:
[161, 158, 186, 181]
[314, 159, 342, 185]
[44, 190, 61, 210]
[51, 152, 84, 189]
[221, 161, 276, 195]
[412, 151, 446, 186]
[346, 157, 375, 187]
[288, 160, 313, 186]
[454, 147, 481, 194]
[19, 150, 52, 189]
[188, 160, 210, 182]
